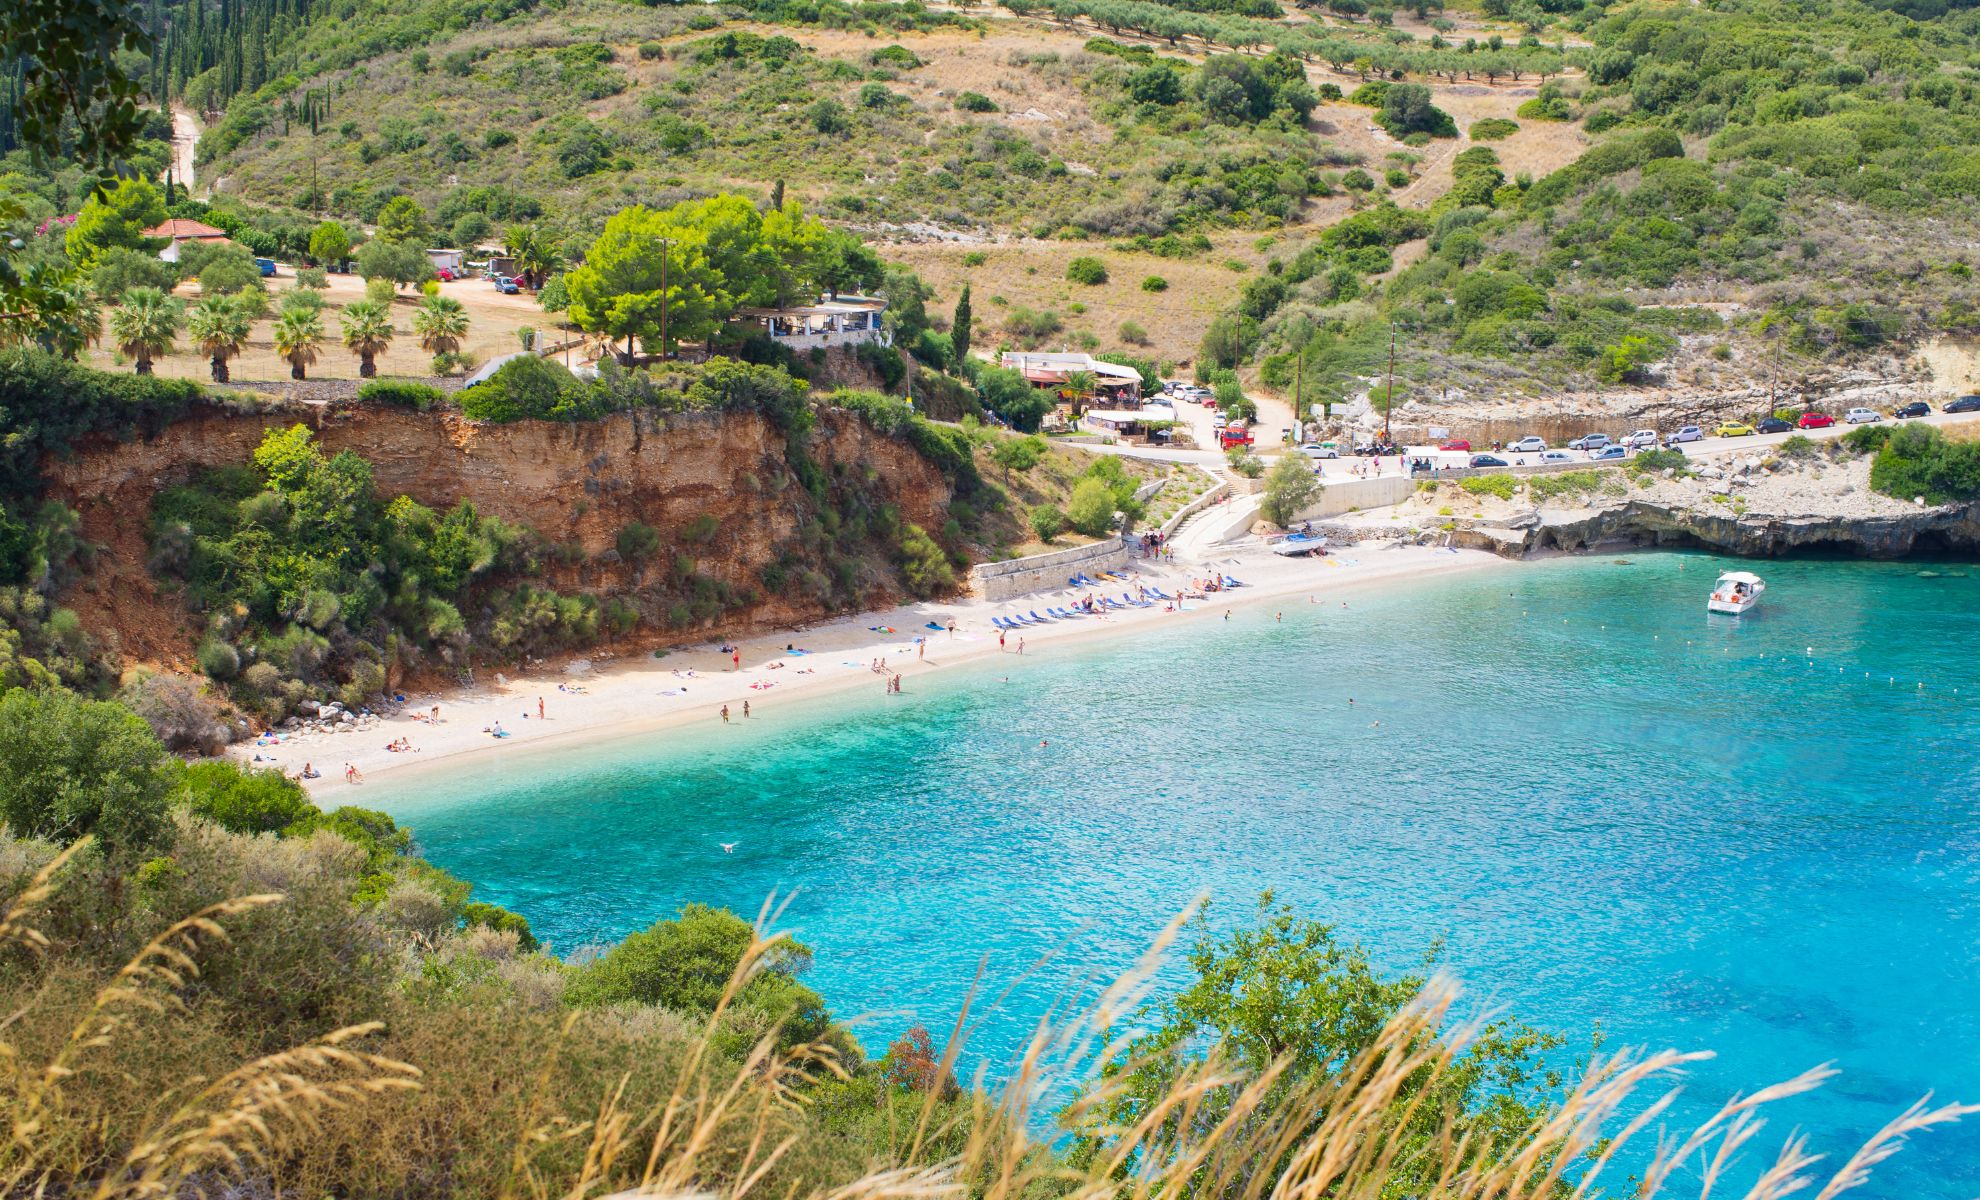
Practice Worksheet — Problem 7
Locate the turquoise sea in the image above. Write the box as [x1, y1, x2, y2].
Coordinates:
[374, 552, 1980, 1195]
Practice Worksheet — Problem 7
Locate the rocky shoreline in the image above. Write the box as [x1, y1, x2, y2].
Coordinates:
[1319, 448, 1980, 561]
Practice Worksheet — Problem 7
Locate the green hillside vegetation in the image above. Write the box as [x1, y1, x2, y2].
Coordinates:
[1211, 0, 1980, 406]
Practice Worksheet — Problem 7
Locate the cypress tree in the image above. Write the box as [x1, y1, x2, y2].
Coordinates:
[950, 284, 973, 371]
[770, 179, 785, 210]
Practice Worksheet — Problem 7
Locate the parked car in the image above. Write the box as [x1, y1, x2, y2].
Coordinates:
[1211, 413, 1228, 429]
[1894, 401, 1932, 419]
[1568, 433, 1613, 451]
[1623, 429, 1660, 449]
[254, 257, 276, 277]
[1538, 449, 1577, 464]
[493, 275, 520, 294]
[435, 267, 457, 282]
[1508, 436, 1548, 453]
[1945, 395, 1980, 414]
[1589, 445, 1629, 461]
[1757, 417, 1794, 434]
[1845, 407, 1882, 424]
[1298, 443, 1340, 459]
[1797, 412, 1836, 429]
[1469, 454, 1509, 468]
[1666, 425, 1705, 445]
[1715, 422, 1757, 438]
[1439, 439, 1471, 452]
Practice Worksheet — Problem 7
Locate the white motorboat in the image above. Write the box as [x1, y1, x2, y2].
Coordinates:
[1707, 570, 1765, 615]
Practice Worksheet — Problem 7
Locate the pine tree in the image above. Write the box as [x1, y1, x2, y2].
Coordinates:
[770, 179, 785, 211]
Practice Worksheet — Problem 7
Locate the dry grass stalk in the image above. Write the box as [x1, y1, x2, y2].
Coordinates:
[98, 1021, 421, 1200]
[0, 865, 419, 1200]
[0, 835, 93, 957]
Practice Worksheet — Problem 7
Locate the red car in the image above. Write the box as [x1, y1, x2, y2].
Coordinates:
[1439, 439, 1471, 451]
[1797, 412, 1835, 429]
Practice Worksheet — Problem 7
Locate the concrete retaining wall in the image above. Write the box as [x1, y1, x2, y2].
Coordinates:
[970, 536, 1129, 602]
[1292, 473, 1415, 520]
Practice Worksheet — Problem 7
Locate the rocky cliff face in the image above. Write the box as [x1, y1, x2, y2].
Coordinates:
[44, 402, 953, 667]
[1457, 499, 1980, 558]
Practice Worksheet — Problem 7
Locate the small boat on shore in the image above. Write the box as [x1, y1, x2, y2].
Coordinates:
[1271, 532, 1328, 557]
[1708, 571, 1765, 615]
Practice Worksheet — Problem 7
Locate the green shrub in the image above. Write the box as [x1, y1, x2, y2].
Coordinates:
[1867, 424, 1980, 503]
[357, 380, 444, 410]
[955, 91, 997, 113]
[1470, 118, 1519, 141]
[179, 760, 317, 835]
[1065, 477, 1117, 536]
[458, 356, 581, 422]
[897, 523, 955, 597]
[869, 44, 922, 69]
[0, 688, 176, 849]
[1141, 275, 1168, 292]
[564, 903, 831, 1053]
[461, 901, 539, 951]
[1628, 448, 1691, 474]
[1029, 503, 1067, 542]
[1528, 470, 1605, 500]
[1458, 474, 1518, 500]
[1777, 435, 1819, 459]
[616, 521, 662, 560]
[1066, 257, 1109, 285]
[1841, 425, 1893, 455]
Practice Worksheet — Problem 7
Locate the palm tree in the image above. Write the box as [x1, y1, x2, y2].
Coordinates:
[273, 308, 325, 381]
[504, 224, 561, 290]
[107, 286, 182, 376]
[187, 293, 252, 383]
[1061, 369, 1098, 417]
[412, 294, 469, 363]
[339, 299, 395, 378]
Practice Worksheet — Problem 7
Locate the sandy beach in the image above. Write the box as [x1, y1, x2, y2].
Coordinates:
[242, 541, 1507, 795]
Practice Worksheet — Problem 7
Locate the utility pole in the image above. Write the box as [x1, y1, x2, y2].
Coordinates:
[657, 235, 670, 364]
[1383, 323, 1397, 444]
[1294, 350, 1305, 440]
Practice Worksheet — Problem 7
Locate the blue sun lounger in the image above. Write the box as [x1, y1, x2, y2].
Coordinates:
[1222, 576, 1247, 588]
[1029, 610, 1051, 623]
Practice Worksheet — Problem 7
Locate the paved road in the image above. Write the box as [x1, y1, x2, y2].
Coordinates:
[1088, 407, 1980, 474]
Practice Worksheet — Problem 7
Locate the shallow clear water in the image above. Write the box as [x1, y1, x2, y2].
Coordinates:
[374, 552, 1980, 1195]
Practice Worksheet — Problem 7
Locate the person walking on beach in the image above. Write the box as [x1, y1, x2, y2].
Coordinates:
[537, 696, 545, 721]
[918, 639, 926, 661]
[947, 618, 956, 638]
[732, 648, 741, 671]
[999, 629, 1006, 651]
[720, 704, 730, 724]
[1017, 637, 1025, 655]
